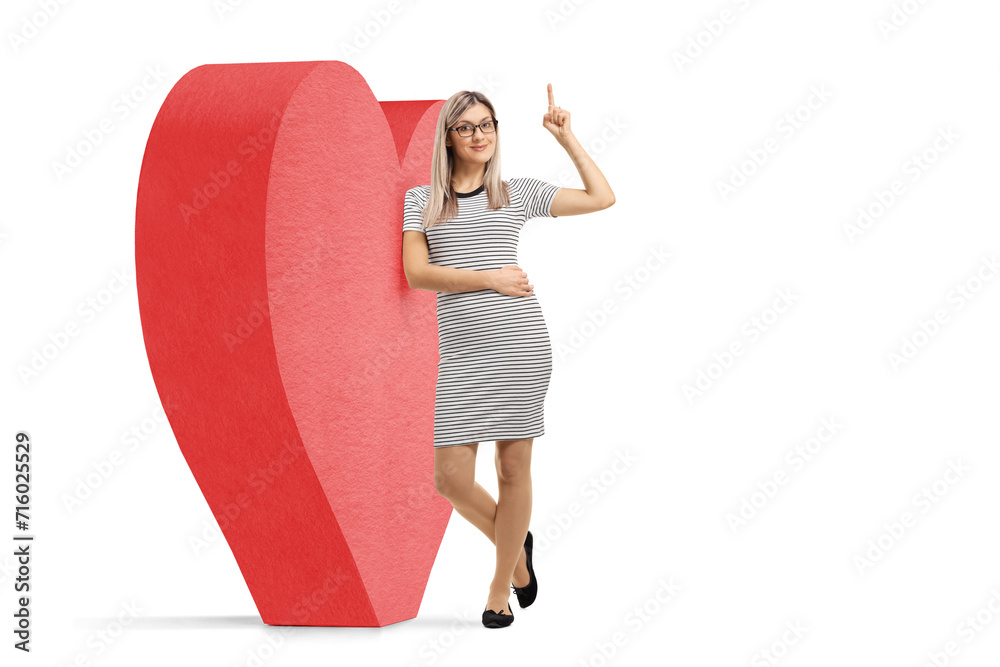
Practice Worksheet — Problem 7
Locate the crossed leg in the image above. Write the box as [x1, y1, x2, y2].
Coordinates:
[434, 438, 533, 615]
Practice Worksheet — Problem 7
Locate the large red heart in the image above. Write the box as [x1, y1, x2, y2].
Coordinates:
[135, 60, 452, 626]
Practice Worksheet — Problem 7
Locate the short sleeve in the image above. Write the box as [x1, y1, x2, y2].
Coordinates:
[402, 188, 426, 234]
[512, 177, 560, 219]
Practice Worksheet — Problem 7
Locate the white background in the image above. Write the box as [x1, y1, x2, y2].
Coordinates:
[4, 0, 1000, 665]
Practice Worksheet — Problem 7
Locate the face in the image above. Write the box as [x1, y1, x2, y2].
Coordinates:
[446, 103, 497, 164]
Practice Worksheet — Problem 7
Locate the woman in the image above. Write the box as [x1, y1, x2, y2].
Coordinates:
[401, 84, 614, 628]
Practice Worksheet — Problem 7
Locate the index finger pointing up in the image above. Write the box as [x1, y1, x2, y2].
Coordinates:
[547, 83, 555, 109]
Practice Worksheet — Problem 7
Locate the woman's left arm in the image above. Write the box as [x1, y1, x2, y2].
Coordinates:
[543, 83, 616, 216]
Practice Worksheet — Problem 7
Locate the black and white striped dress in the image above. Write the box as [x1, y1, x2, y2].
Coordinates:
[403, 177, 561, 448]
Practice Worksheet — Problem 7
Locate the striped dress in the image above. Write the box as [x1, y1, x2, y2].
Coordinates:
[402, 177, 561, 448]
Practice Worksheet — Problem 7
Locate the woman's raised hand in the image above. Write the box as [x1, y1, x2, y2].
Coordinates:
[542, 82, 573, 143]
[490, 265, 534, 297]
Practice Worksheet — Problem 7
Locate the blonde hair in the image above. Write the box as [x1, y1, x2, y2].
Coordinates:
[421, 90, 510, 229]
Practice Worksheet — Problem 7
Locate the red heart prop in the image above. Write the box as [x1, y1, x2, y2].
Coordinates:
[135, 60, 452, 626]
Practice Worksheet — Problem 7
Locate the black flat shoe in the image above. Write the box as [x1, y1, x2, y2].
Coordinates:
[511, 530, 537, 608]
[482, 604, 514, 628]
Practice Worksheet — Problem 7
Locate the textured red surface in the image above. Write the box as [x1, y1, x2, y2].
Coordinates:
[135, 60, 451, 626]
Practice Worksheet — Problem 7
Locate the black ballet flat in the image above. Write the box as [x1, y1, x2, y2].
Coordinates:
[482, 603, 514, 628]
[511, 530, 537, 608]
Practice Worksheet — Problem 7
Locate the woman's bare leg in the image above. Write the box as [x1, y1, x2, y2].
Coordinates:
[433, 442, 531, 599]
[486, 437, 533, 615]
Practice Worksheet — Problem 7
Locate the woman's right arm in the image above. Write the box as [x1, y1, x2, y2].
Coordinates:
[402, 230, 494, 293]
[402, 231, 532, 296]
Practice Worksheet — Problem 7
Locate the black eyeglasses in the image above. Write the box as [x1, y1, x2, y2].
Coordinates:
[448, 119, 499, 138]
